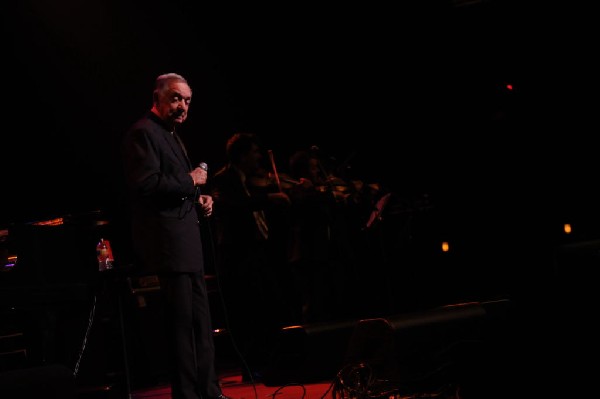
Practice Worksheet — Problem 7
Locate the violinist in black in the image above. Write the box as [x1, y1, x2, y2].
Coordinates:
[207, 132, 299, 381]
[287, 148, 361, 322]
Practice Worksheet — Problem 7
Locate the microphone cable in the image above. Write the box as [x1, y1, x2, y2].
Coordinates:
[198, 162, 258, 397]
[202, 216, 259, 399]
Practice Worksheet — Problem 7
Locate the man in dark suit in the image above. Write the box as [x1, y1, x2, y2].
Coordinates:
[121, 73, 228, 399]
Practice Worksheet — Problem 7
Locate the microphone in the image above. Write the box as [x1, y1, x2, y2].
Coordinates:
[195, 162, 208, 198]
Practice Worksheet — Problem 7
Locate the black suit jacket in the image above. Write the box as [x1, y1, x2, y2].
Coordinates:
[121, 112, 204, 274]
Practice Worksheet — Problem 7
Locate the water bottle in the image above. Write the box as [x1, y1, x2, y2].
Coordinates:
[96, 238, 114, 271]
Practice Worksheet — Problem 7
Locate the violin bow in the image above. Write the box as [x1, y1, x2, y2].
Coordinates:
[267, 149, 283, 192]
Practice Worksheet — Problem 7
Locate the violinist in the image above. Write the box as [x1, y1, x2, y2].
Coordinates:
[207, 132, 300, 382]
[286, 149, 357, 323]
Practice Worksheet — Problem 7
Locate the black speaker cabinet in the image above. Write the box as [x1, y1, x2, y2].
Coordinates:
[343, 299, 513, 397]
[262, 319, 358, 386]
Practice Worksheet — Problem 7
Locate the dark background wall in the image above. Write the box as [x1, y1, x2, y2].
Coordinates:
[2, 1, 599, 272]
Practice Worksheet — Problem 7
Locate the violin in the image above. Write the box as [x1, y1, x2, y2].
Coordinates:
[246, 149, 367, 204]
[247, 170, 302, 190]
[247, 149, 304, 192]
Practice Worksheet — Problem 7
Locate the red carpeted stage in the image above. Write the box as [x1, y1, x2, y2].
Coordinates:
[133, 373, 335, 399]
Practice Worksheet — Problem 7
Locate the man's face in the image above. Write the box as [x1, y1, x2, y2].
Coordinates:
[156, 81, 192, 128]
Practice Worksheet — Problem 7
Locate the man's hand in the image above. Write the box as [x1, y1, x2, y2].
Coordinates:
[198, 194, 213, 217]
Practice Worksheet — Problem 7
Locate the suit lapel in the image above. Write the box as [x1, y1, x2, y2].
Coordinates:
[168, 131, 193, 171]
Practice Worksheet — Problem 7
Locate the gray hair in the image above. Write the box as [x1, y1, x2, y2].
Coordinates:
[153, 73, 190, 102]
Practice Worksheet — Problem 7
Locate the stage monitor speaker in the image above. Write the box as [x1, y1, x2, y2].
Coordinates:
[343, 299, 513, 396]
[262, 319, 358, 386]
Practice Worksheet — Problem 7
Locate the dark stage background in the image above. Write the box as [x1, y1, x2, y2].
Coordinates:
[2, 1, 599, 302]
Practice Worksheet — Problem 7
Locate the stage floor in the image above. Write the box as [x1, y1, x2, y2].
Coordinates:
[129, 371, 470, 399]
[131, 372, 335, 399]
